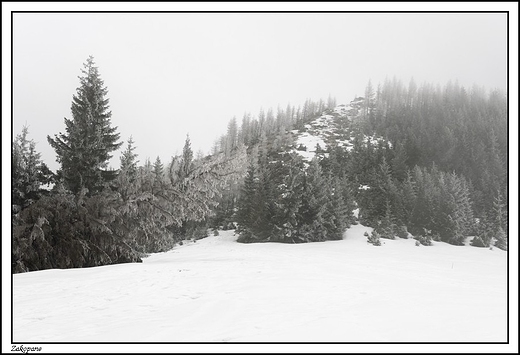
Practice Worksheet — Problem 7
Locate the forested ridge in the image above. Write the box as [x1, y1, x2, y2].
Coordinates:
[12, 58, 508, 273]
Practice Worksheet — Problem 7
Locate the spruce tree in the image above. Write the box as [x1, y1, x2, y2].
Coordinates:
[492, 192, 508, 250]
[120, 137, 139, 176]
[398, 170, 416, 227]
[117, 137, 139, 202]
[152, 156, 164, 193]
[272, 152, 305, 242]
[441, 172, 473, 245]
[377, 200, 396, 239]
[48, 56, 122, 195]
[297, 158, 328, 242]
[236, 161, 259, 241]
[323, 176, 349, 240]
[179, 135, 194, 182]
[153, 156, 164, 179]
[12, 126, 53, 212]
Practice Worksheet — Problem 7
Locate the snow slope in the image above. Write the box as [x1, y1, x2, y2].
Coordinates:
[291, 103, 388, 162]
[13, 225, 508, 343]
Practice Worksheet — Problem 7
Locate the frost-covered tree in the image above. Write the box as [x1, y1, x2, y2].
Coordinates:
[225, 117, 238, 156]
[12, 126, 53, 212]
[377, 200, 396, 240]
[442, 172, 473, 245]
[367, 230, 382, 246]
[492, 192, 508, 250]
[47, 56, 122, 195]
[323, 176, 350, 240]
[153, 156, 164, 179]
[117, 137, 139, 201]
[296, 158, 328, 242]
[236, 161, 260, 241]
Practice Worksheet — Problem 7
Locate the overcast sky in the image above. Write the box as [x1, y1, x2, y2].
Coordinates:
[10, 10, 509, 172]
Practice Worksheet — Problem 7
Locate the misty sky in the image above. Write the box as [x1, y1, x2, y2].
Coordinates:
[10, 11, 508, 172]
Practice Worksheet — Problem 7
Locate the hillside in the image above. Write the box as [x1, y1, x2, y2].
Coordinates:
[289, 99, 388, 162]
[12, 78, 508, 280]
[13, 226, 507, 342]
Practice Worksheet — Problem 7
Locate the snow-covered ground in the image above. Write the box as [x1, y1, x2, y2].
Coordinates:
[291, 103, 389, 161]
[12, 225, 508, 345]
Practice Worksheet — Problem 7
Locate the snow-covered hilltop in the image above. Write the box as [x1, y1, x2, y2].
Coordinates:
[290, 99, 389, 162]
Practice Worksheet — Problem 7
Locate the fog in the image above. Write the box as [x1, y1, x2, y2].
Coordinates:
[9, 10, 508, 172]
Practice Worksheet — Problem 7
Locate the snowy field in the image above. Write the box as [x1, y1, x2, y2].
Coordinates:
[13, 225, 508, 344]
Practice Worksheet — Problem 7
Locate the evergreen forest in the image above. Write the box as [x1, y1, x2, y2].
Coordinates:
[12, 57, 508, 273]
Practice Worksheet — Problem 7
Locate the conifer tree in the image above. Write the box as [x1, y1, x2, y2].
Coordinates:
[323, 176, 349, 240]
[225, 117, 238, 156]
[180, 135, 193, 181]
[441, 172, 473, 245]
[391, 142, 408, 182]
[409, 166, 437, 236]
[153, 156, 163, 179]
[494, 226, 507, 251]
[297, 158, 328, 242]
[152, 156, 164, 192]
[117, 137, 139, 202]
[377, 200, 396, 239]
[492, 192, 508, 250]
[398, 170, 416, 226]
[12, 126, 53, 212]
[271, 152, 305, 242]
[48, 56, 122, 195]
[120, 137, 139, 176]
[236, 161, 260, 241]
[492, 192, 507, 231]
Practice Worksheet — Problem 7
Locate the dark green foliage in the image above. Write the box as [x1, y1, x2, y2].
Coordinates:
[12, 188, 141, 273]
[494, 226, 507, 251]
[323, 176, 351, 240]
[295, 159, 328, 242]
[125, 141, 247, 253]
[48, 56, 122, 195]
[347, 79, 507, 248]
[117, 137, 139, 202]
[492, 192, 508, 242]
[12, 126, 54, 213]
[236, 139, 352, 244]
[14, 129, 246, 272]
[373, 79, 506, 217]
[396, 225, 409, 239]
[153, 156, 164, 181]
[367, 230, 382, 246]
[236, 162, 260, 241]
[403, 165, 474, 245]
[414, 228, 433, 246]
[16, 73, 509, 271]
[470, 236, 488, 248]
[375, 200, 396, 239]
[170, 220, 209, 242]
[473, 214, 493, 248]
[390, 142, 409, 182]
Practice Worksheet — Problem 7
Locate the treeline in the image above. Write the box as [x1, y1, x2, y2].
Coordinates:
[368, 78, 507, 217]
[235, 139, 355, 243]
[208, 96, 337, 230]
[319, 79, 508, 248]
[12, 56, 508, 272]
[213, 78, 508, 250]
[212, 95, 337, 157]
[12, 57, 245, 273]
